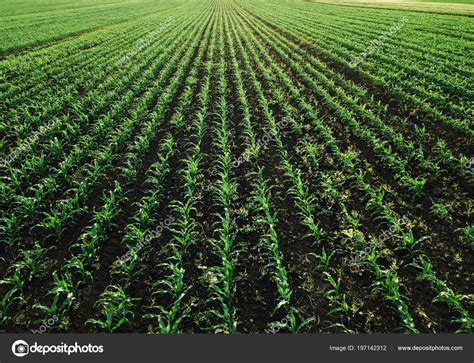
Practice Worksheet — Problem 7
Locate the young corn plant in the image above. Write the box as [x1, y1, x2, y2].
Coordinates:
[310, 246, 336, 270]
[145, 262, 190, 333]
[456, 225, 473, 249]
[87, 285, 138, 332]
[205, 22, 240, 333]
[0, 269, 24, 328]
[14, 242, 50, 281]
[72, 182, 122, 268]
[323, 271, 356, 334]
[283, 160, 322, 245]
[395, 231, 429, 256]
[411, 257, 473, 333]
[253, 168, 314, 333]
[33, 272, 77, 329]
[0, 289, 20, 329]
[371, 269, 418, 334]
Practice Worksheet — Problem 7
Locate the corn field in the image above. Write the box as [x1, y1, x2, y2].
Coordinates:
[0, 0, 473, 334]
